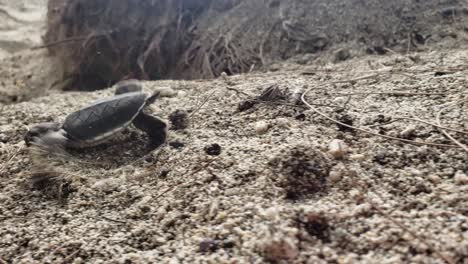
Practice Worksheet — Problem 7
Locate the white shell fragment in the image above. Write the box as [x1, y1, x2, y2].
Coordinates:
[454, 171, 468, 185]
[400, 125, 417, 138]
[154, 87, 178, 97]
[255, 121, 270, 135]
[328, 139, 349, 159]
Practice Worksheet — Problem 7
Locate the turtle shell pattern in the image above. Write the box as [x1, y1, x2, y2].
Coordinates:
[63, 92, 147, 142]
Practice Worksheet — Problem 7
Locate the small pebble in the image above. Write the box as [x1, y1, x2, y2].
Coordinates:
[198, 239, 218, 253]
[93, 178, 120, 193]
[350, 154, 366, 161]
[220, 72, 228, 81]
[261, 206, 280, 221]
[454, 171, 468, 185]
[328, 139, 349, 159]
[255, 121, 269, 135]
[400, 125, 417, 138]
[204, 143, 222, 156]
[169, 141, 185, 149]
[0, 133, 8, 143]
[428, 175, 441, 184]
[329, 170, 343, 183]
[276, 118, 291, 128]
[154, 87, 178, 97]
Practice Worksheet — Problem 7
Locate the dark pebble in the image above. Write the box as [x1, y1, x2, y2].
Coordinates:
[204, 143, 222, 156]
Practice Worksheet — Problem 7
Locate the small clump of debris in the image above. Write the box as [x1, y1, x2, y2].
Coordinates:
[261, 238, 299, 263]
[198, 239, 219, 253]
[29, 170, 74, 200]
[269, 145, 332, 199]
[295, 211, 331, 242]
[169, 109, 190, 130]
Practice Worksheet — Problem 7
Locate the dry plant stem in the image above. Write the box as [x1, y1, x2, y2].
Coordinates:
[226, 86, 252, 97]
[436, 99, 468, 153]
[0, 143, 24, 176]
[331, 92, 447, 96]
[0, 7, 26, 23]
[189, 90, 217, 118]
[394, 116, 468, 135]
[31, 36, 89, 50]
[301, 66, 467, 75]
[248, 99, 309, 108]
[61, 249, 81, 264]
[301, 86, 458, 148]
[100, 215, 126, 224]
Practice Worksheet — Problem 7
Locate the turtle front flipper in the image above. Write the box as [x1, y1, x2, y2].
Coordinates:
[132, 112, 167, 148]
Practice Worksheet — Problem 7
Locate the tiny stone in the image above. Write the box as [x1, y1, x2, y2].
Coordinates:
[328, 139, 349, 159]
[255, 121, 269, 134]
[198, 238, 218, 253]
[329, 170, 342, 183]
[276, 118, 291, 128]
[155, 87, 178, 97]
[93, 178, 120, 193]
[220, 72, 228, 81]
[169, 141, 185, 149]
[204, 143, 222, 156]
[261, 206, 280, 221]
[0, 133, 8, 143]
[333, 48, 351, 62]
[409, 168, 423, 176]
[350, 154, 366, 161]
[454, 171, 468, 185]
[400, 125, 417, 139]
[222, 240, 235, 249]
[428, 175, 441, 184]
[238, 100, 255, 112]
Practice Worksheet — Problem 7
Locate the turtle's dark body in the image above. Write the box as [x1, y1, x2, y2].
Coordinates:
[24, 80, 167, 151]
[63, 92, 147, 143]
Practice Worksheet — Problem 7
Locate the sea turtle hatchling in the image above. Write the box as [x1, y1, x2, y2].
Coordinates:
[24, 80, 167, 152]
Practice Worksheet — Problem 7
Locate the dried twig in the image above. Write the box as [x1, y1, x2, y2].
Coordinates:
[189, 90, 217, 118]
[0, 143, 24, 176]
[100, 215, 126, 224]
[31, 36, 89, 50]
[226, 86, 252, 97]
[0, 7, 28, 23]
[331, 92, 447, 96]
[61, 249, 81, 264]
[301, 88, 458, 148]
[394, 115, 468, 135]
[436, 99, 468, 153]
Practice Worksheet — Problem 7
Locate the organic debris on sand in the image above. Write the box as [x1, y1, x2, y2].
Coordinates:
[43, 0, 468, 89]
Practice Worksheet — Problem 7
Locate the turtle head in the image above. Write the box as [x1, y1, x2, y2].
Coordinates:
[25, 122, 67, 149]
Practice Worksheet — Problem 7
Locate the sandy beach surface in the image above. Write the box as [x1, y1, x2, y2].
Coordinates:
[0, 1, 467, 263]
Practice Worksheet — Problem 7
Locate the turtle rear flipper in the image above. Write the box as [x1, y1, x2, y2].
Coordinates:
[133, 112, 167, 148]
